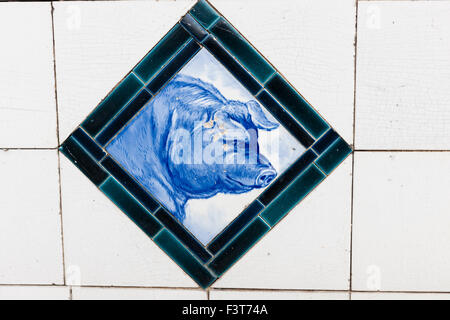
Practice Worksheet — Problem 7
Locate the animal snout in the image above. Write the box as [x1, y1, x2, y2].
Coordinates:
[255, 168, 277, 188]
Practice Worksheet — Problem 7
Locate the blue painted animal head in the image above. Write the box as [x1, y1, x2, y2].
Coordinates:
[107, 74, 279, 221]
[166, 75, 279, 199]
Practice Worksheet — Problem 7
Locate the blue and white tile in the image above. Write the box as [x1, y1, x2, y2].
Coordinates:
[106, 48, 305, 245]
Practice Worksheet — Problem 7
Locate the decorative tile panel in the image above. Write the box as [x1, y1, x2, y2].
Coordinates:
[60, 0, 352, 288]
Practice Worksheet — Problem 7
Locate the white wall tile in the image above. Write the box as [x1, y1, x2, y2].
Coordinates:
[356, 2, 450, 149]
[211, 0, 356, 144]
[352, 292, 450, 301]
[0, 286, 70, 300]
[59, 155, 198, 288]
[212, 157, 352, 290]
[72, 287, 206, 300]
[352, 152, 450, 292]
[0, 3, 57, 148]
[0, 151, 63, 285]
[53, 0, 195, 142]
[210, 290, 349, 300]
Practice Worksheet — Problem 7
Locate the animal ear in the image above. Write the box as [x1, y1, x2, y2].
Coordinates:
[247, 100, 279, 131]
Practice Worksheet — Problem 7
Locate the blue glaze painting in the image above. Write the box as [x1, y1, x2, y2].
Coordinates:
[107, 49, 305, 244]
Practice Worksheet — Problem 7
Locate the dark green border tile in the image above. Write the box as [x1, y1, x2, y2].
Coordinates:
[60, 136, 108, 186]
[190, 0, 220, 29]
[82, 73, 142, 136]
[155, 229, 216, 288]
[315, 137, 352, 175]
[100, 177, 162, 238]
[261, 164, 326, 227]
[209, 18, 275, 84]
[134, 24, 191, 83]
[208, 217, 269, 276]
[266, 74, 329, 138]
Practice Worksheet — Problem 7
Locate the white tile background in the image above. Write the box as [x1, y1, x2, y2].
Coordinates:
[0, 0, 449, 300]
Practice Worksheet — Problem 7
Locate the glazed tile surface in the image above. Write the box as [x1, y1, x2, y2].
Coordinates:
[60, 0, 351, 288]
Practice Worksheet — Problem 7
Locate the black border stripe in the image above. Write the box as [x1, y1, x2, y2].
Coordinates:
[72, 128, 106, 161]
[155, 208, 212, 263]
[256, 90, 314, 148]
[259, 149, 317, 206]
[207, 200, 264, 255]
[101, 156, 160, 213]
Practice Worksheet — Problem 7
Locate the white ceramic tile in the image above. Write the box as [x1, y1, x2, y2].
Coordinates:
[210, 0, 356, 144]
[352, 152, 450, 292]
[212, 156, 352, 290]
[356, 2, 450, 149]
[53, 0, 195, 142]
[352, 292, 450, 301]
[59, 155, 198, 288]
[72, 287, 206, 300]
[0, 3, 57, 148]
[210, 290, 349, 300]
[0, 286, 70, 300]
[0, 151, 63, 285]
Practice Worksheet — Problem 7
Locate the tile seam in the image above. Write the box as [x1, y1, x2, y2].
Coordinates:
[50, 0, 67, 286]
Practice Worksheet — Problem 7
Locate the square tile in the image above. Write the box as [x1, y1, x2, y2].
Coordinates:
[211, 157, 352, 290]
[72, 287, 206, 300]
[59, 0, 351, 288]
[352, 152, 450, 292]
[210, 289, 349, 300]
[54, 0, 196, 143]
[211, 0, 356, 145]
[0, 286, 70, 300]
[0, 151, 63, 285]
[351, 292, 450, 301]
[60, 155, 198, 288]
[0, 3, 57, 148]
[356, 2, 450, 150]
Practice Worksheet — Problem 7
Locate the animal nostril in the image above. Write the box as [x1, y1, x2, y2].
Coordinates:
[256, 169, 277, 187]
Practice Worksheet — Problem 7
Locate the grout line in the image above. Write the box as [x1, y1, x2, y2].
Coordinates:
[349, 0, 359, 293]
[1, 147, 449, 153]
[0, 148, 59, 151]
[354, 149, 450, 152]
[51, 1, 67, 286]
[2, 282, 450, 295]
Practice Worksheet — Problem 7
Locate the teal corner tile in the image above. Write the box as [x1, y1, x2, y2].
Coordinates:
[190, 0, 220, 29]
[82, 73, 142, 137]
[209, 18, 276, 84]
[208, 217, 270, 276]
[261, 164, 326, 227]
[315, 138, 352, 175]
[60, 136, 109, 186]
[155, 229, 216, 288]
[134, 24, 191, 83]
[100, 177, 162, 238]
